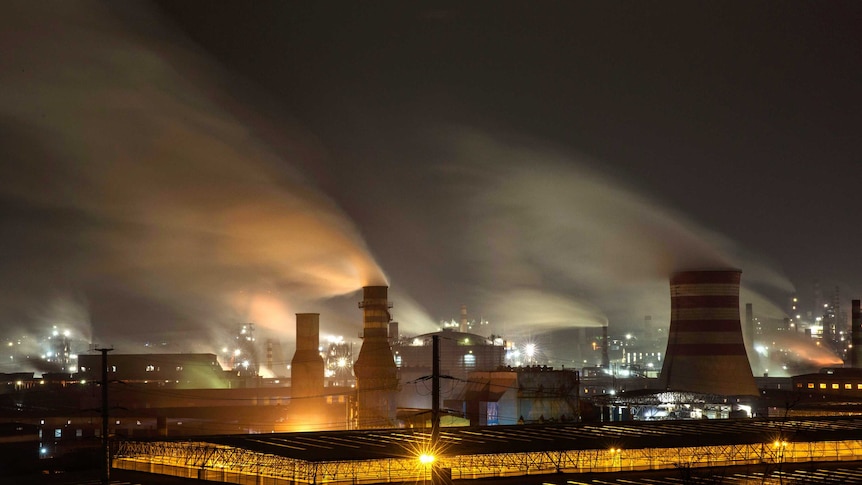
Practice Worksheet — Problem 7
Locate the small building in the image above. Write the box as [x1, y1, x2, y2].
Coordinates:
[792, 368, 862, 396]
[454, 367, 580, 426]
[77, 353, 228, 389]
[392, 329, 506, 410]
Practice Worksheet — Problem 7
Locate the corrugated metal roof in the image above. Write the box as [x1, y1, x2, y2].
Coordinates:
[136, 416, 862, 462]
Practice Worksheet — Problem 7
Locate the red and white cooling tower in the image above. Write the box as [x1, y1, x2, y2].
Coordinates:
[658, 270, 758, 396]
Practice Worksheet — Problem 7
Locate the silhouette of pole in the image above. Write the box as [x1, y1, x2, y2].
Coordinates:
[96, 347, 113, 485]
[431, 335, 440, 446]
[431, 335, 441, 485]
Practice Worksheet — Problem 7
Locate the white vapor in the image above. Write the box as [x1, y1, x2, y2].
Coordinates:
[0, 2, 385, 351]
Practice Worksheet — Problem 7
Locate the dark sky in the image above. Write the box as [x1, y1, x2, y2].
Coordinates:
[1, 1, 860, 368]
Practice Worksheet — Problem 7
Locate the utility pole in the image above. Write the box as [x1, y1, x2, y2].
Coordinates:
[431, 335, 440, 447]
[431, 335, 442, 485]
[95, 346, 113, 485]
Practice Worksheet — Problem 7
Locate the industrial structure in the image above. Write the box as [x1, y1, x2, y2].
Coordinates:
[658, 269, 758, 396]
[289, 313, 325, 418]
[457, 366, 581, 425]
[391, 328, 506, 412]
[352, 286, 399, 428]
[77, 353, 227, 389]
[852, 299, 862, 368]
[113, 415, 862, 484]
[8, 276, 862, 481]
[788, 300, 862, 398]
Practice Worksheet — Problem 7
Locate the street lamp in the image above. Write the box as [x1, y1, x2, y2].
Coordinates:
[419, 453, 435, 483]
[524, 343, 536, 365]
[609, 447, 622, 470]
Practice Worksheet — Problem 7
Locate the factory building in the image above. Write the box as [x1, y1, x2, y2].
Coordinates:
[792, 300, 862, 397]
[455, 366, 580, 426]
[77, 353, 229, 389]
[792, 367, 862, 397]
[114, 416, 862, 485]
[392, 328, 506, 411]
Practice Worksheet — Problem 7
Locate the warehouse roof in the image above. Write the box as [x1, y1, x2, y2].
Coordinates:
[139, 416, 862, 462]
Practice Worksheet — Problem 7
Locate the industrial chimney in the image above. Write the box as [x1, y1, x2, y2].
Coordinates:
[601, 325, 610, 369]
[851, 300, 861, 368]
[745, 303, 754, 344]
[353, 286, 399, 428]
[291, 313, 324, 404]
[460, 304, 468, 333]
[658, 270, 758, 396]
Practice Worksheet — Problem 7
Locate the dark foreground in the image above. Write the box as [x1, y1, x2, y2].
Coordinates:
[10, 461, 862, 485]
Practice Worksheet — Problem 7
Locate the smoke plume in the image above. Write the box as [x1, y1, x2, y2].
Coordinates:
[0, 2, 385, 352]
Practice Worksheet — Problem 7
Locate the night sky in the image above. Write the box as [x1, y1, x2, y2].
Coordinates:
[1, 2, 860, 367]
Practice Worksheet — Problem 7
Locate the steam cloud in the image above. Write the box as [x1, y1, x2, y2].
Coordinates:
[397, 128, 795, 340]
[0, 2, 386, 354]
[0, 2, 800, 373]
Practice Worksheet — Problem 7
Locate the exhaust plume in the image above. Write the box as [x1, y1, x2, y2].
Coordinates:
[0, 2, 385, 349]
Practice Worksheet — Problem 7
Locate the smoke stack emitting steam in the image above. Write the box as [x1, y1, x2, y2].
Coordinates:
[0, 2, 389, 343]
[353, 286, 398, 428]
[658, 270, 758, 396]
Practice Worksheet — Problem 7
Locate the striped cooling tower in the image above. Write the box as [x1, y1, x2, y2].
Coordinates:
[658, 270, 758, 396]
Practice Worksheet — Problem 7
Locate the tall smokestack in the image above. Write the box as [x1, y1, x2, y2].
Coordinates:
[353, 286, 398, 428]
[291, 313, 324, 402]
[601, 325, 610, 369]
[266, 338, 274, 373]
[388, 321, 399, 343]
[460, 304, 468, 333]
[658, 270, 758, 396]
[851, 300, 862, 368]
[745, 303, 754, 343]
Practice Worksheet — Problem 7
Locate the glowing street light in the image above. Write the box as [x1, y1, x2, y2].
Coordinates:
[419, 453, 435, 483]
[524, 343, 536, 365]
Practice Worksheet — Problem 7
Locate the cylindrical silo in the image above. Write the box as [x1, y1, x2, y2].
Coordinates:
[658, 270, 758, 396]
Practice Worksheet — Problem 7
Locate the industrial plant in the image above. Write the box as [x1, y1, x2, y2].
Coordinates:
[3, 272, 862, 483]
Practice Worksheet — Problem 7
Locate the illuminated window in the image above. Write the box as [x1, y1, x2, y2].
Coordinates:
[54, 429, 61, 438]
[808, 383, 815, 389]
[819, 383, 827, 389]
[858, 384, 862, 390]
[832, 383, 839, 390]
[795, 383, 802, 388]
[146, 365, 155, 372]
[845, 384, 852, 390]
